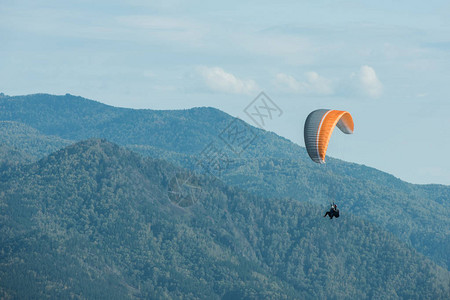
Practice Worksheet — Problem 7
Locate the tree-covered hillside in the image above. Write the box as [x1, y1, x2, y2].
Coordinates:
[220, 157, 450, 270]
[1, 140, 448, 299]
[0, 93, 231, 154]
[0, 121, 72, 160]
[0, 93, 448, 271]
[0, 144, 33, 168]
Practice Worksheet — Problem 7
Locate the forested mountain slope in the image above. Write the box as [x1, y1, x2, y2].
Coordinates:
[0, 121, 72, 160]
[0, 93, 448, 270]
[1, 140, 448, 299]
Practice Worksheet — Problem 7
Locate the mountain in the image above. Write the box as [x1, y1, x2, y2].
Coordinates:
[0, 93, 231, 155]
[0, 121, 73, 161]
[1, 139, 448, 299]
[0, 93, 449, 271]
[0, 143, 33, 168]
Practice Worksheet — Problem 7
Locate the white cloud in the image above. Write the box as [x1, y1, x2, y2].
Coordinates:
[274, 71, 333, 95]
[274, 67, 382, 99]
[197, 66, 258, 95]
[357, 65, 383, 98]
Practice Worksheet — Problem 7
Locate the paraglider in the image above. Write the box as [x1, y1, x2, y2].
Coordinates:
[304, 109, 354, 164]
[304, 109, 354, 218]
[324, 203, 339, 219]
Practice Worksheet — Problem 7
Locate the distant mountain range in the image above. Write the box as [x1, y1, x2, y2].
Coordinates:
[0, 93, 449, 298]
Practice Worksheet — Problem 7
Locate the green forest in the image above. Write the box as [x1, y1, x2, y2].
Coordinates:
[0, 94, 449, 299]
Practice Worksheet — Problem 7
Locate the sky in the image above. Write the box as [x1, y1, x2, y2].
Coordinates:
[1, 0, 450, 185]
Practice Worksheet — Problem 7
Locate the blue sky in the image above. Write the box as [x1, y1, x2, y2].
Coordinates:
[1, 0, 450, 184]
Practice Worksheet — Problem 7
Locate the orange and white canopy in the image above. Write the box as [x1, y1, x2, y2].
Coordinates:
[304, 109, 354, 164]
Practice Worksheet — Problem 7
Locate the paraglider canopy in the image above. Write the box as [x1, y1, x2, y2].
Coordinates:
[304, 109, 354, 164]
